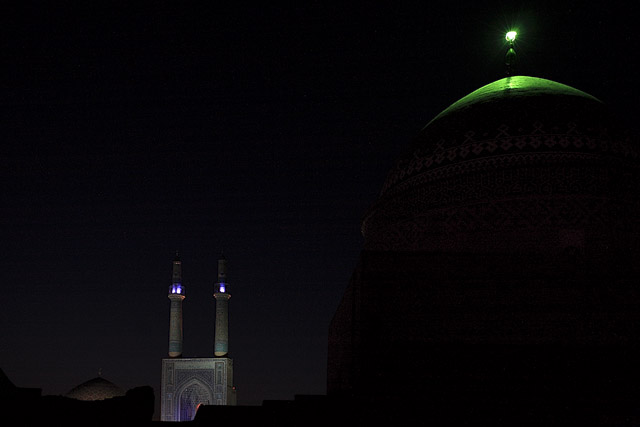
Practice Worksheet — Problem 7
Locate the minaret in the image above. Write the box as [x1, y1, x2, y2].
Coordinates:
[168, 253, 185, 358]
[213, 254, 231, 357]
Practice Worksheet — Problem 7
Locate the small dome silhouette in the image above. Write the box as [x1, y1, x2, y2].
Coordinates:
[66, 376, 125, 401]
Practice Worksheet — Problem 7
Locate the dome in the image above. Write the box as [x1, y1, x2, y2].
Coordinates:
[65, 376, 125, 401]
[329, 75, 640, 415]
[362, 75, 640, 253]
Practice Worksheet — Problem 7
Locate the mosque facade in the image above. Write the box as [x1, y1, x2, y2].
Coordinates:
[160, 254, 236, 422]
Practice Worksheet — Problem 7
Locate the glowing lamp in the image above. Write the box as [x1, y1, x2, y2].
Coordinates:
[219, 283, 226, 293]
[506, 31, 517, 42]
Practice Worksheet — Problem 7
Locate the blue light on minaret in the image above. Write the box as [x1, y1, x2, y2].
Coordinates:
[168, 253, 185, 358]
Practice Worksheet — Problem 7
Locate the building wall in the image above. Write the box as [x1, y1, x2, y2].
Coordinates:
[328, 249, 640, 408]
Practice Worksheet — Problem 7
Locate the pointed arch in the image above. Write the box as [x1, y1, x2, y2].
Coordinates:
[176, 378, 214, 421]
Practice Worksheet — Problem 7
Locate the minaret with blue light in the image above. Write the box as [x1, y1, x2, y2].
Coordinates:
[168, 252, 185, 358]
[213, 254, 231, 357]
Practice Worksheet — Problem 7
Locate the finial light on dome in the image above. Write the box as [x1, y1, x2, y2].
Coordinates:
[505, 29, 517, 76]
[505, 31, 517, 42]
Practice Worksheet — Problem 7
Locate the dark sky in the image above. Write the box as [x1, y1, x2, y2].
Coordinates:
[1, 1, 638, 412]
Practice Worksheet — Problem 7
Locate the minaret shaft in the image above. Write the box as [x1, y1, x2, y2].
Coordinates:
[214, 295, 230, 356]
[168, 294, 185, 357]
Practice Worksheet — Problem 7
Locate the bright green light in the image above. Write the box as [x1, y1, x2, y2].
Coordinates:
[505, 31, 517, 42]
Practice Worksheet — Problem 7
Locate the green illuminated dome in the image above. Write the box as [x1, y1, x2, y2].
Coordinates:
[362, 75, 640, 253]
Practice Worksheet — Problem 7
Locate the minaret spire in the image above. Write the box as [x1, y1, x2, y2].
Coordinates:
[213, 254, 231, 357]
[168, 252, 185, 358]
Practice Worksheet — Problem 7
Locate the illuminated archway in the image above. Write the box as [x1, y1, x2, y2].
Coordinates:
[177, 379, 213, 421]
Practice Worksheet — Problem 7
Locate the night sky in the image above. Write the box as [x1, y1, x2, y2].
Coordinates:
[1, 2, 638, 414]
